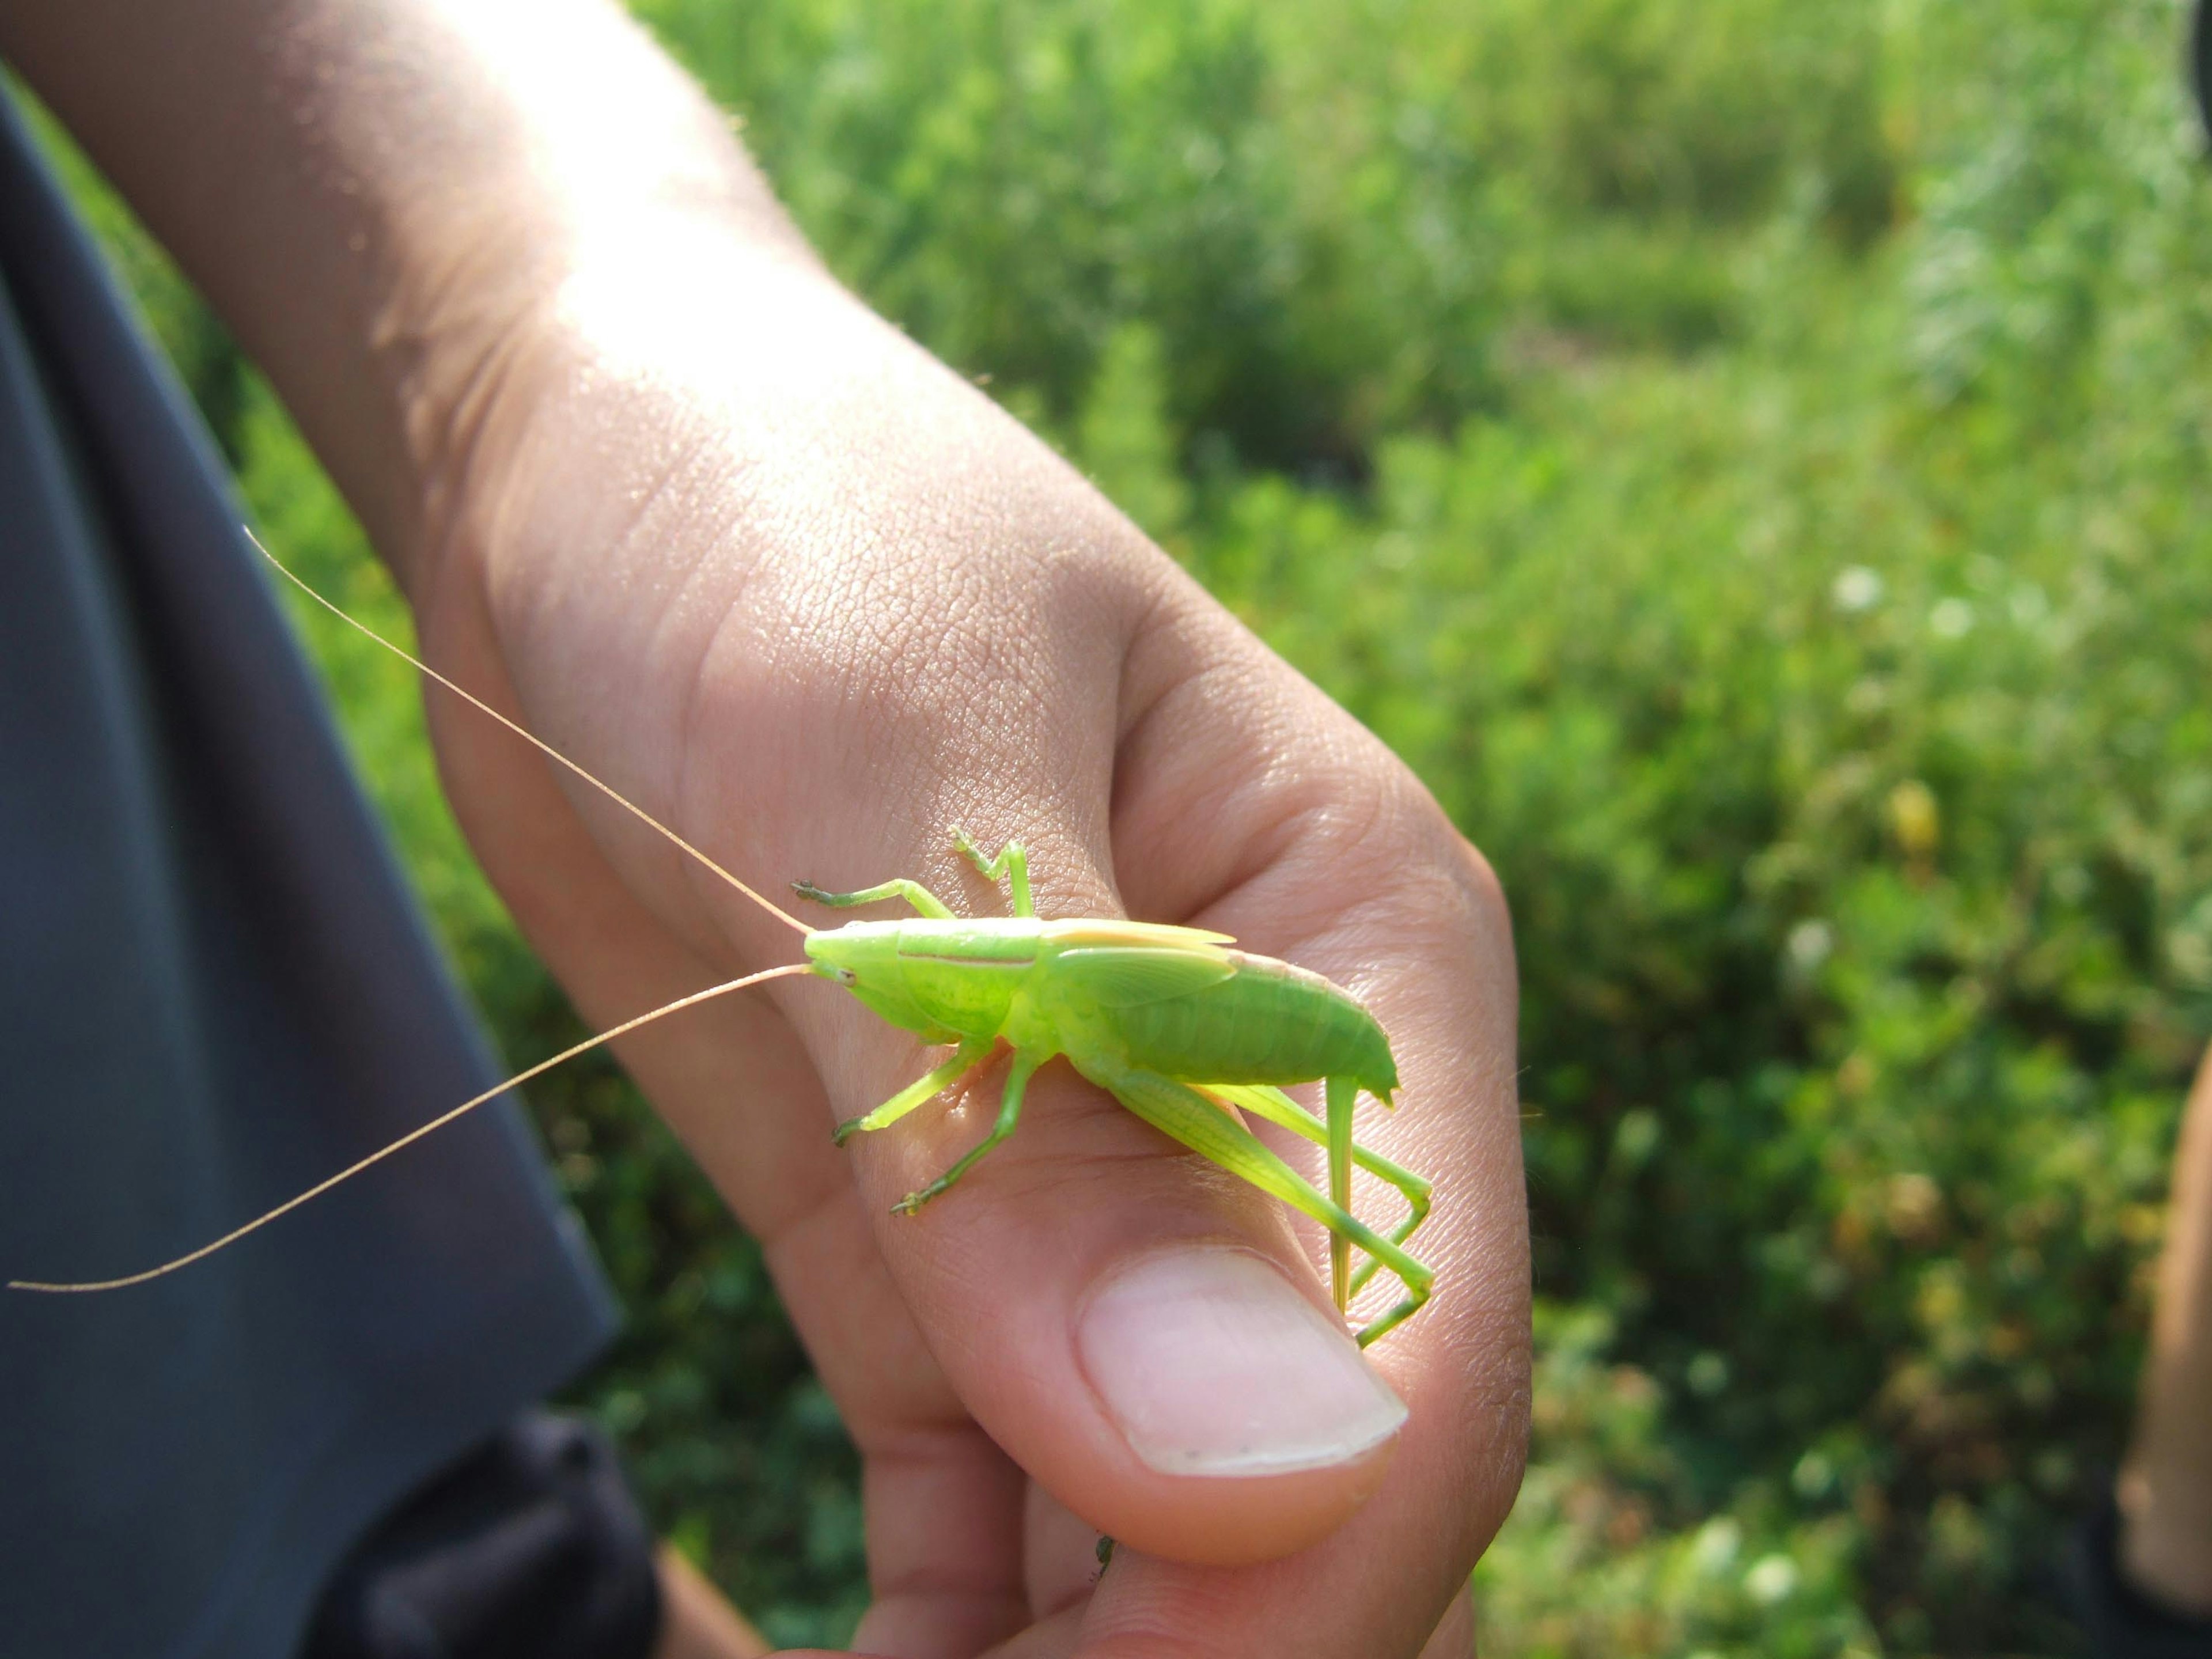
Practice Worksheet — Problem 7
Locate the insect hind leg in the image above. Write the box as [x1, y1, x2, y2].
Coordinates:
[1326, 1075, 1355, 1309]
[1084, 1060, 1433, 1347]
[1202, 1084, 1433, 1301]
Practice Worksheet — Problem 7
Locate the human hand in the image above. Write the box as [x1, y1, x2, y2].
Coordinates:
[404, 221, 1527, 1657]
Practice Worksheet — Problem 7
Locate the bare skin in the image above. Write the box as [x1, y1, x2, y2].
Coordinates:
[657, 1547, 773, 1659]
[2, 3, 1529, 1654]
[2118, 1044, 2212, 1615]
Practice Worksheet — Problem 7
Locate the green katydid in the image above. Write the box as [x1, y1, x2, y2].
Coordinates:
[11, 536, 1435, 1346]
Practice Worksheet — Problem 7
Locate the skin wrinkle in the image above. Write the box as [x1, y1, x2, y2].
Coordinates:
[1181, 816, 1425, 993]
[1086, 1573, 1320, 1659]
[855, 1420, 1027, 1503]
[866, 1590, 1035, 1656]
[380, 210, 572, 587]
[865, 1524, 1036, 1611]
[665, 557, 788, 942]
[483, 571, 733, 960]
[748, 1122, 884, 1280]
[861, 1471, 1031, 1615]
[520, 417, 714, 672]
[1111, 662, 1347, 916]
[1110, 677, 1290, 914]
[922, 1188, 1314, 1393]
[897, 1119, 1160, 1285]
[856, 1447, 1031, 1649]
[1471, 1350, 1536, 1510]
[791, 554, 1113, 914]
[766, 1202, 969, 1433]
[1021, 1486, 1106, 1620]
[1412, 1590, 1476, 1659]
[819, 600, 955, 786]
[284, 9, 562, 567]
[435, 312, 764, 821]
[1107, 564, 1194, 743]
[918, 1131, 1271, 1279]
[1094, 1525, 1468, 1659]
[480, 349, 836, 960]
[871, 1584, 1035, 1637]
[982, 1603, 1088, 1659]
[410, 307, 564, 604]
[844, 1382, 1031, 1646]
[853, 1412, 1016, 1482]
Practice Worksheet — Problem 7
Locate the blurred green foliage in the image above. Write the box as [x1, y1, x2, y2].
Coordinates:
[35, 0, 2212, 1649]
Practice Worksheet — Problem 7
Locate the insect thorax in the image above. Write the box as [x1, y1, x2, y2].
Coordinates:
[807, 918, 1039, 1043]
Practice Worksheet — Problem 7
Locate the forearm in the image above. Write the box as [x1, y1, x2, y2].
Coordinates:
[1, 0, 813, 587]
[2120, 1045, 2212, 1611]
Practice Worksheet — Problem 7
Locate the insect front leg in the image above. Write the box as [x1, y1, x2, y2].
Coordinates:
[833, 1039, 995, 1145]
[1075, 1058, 1435, 1347]
[1199, 1084, 1433, 1300]
[892, 1048, 1044, 1215]
[950, 828, 1033, 917]
[793, 877, 957, 919]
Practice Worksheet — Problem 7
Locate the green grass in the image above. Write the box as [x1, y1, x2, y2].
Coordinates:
[36, 0, 2212, 1648]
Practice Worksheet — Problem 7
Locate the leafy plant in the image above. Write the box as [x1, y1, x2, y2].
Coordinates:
[35, 0, 2212, 1648]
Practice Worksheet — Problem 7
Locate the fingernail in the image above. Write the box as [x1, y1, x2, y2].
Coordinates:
[1075, 1246, 1408, 1476]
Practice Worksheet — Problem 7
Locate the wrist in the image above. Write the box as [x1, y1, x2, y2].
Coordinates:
[417, 224, 851, 601]
[376, 88, 821, 603]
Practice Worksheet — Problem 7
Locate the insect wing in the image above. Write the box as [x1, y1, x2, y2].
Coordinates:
[1042, 919, 1236, 949]
[1051, 945, 1237, 1007]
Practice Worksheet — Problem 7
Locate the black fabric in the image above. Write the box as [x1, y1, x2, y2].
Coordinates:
[2063, 1490, 2212, 1659]
[2195, 0, 2212, 153]
[0, 84, 618, 1659]
[305, 1412, 662, 1659]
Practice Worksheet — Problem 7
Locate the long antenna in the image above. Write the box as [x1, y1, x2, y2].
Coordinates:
[247, 529, 810, 937]
[9, 962, 816, 1293]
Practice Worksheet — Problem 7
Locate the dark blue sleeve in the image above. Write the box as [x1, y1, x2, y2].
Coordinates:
[0, 86, 620, 1659]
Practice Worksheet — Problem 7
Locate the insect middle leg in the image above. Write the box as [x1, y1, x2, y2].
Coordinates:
[1200, 1084, 1433, 1301]
[892, 1048, 1044, 1215]
[1077, 1058, 1435, 1346]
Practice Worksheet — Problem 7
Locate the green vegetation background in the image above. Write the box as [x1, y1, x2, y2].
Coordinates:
[35, 0, 2212, 1650]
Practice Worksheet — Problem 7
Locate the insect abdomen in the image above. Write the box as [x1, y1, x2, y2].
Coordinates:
[1111, 955, 1397, 1097]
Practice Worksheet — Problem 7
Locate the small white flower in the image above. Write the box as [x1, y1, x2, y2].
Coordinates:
[1832, 566, 1884, 612]
[1746, 1554, 1800, 1604]
[1692, 1517, 1743, 1575]
[1787, 919, 1834, 973]
[1930, 597, 1974, 638]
